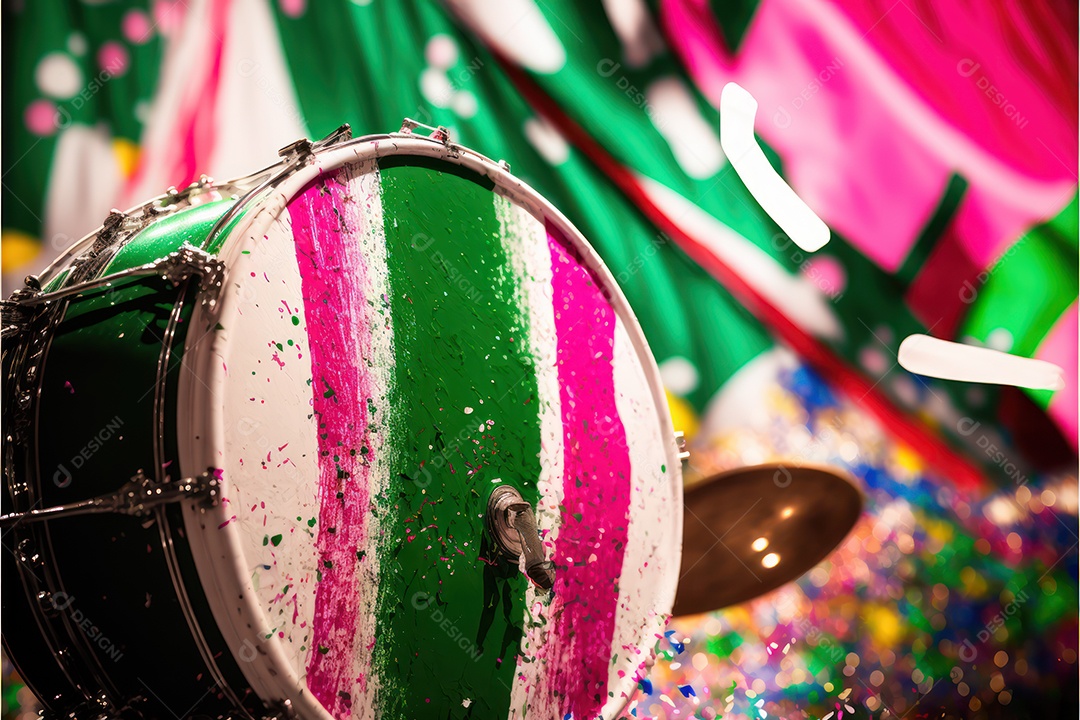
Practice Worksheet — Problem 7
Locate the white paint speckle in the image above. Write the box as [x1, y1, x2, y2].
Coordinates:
[425, 34, 459, 70]
[36, 52, 83, 99]
[419, 67, 454, 107]
[524, 116, 570, 165]
[658, 356, 699, 395]
[646, 76, 725, 179]
[67, 33, 87, 56]
[452, 90, 478, 119]
[986, 327, 1014, 352]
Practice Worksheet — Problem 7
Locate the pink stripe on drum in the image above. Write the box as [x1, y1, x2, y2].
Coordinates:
[545, 223, 633, 717]
[288, 172, 376, 718]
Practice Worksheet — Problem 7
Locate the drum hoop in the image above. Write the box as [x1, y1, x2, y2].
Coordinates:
[178, 129, 684, 719]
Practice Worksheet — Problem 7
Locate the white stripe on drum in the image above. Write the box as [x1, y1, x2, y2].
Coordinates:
[609, 315, 679, 703]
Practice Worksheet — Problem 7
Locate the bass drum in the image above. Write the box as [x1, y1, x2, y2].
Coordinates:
[2, 123, 683, 720]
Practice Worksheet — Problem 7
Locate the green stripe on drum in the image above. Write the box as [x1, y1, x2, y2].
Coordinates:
[375, 164, 541, 717]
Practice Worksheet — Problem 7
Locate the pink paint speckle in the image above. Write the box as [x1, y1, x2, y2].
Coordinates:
[801, 254, 847, 298]
[122, 10, 153, 44]
[98, 42, 129, 76]
[152, 0, 184, 35]
[25, 99, 58, 136]
[279, 0, 307, 17]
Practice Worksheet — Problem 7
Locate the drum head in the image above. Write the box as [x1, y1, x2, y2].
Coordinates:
[178, 135, 682, 719]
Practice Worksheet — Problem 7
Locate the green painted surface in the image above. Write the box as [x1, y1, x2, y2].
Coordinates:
[374, 164, 541, 716]
[102, 199, 236, 274]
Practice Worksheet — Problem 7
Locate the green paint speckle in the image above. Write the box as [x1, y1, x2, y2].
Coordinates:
[271, 534, 283, 547]
[291, 315, 300, 326]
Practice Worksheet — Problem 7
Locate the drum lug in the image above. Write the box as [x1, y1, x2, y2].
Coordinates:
[0, 468, 222, 529]
[487, 485, 555, 590]
[1, 285, 39, 340]
[674, 430, 690, 461]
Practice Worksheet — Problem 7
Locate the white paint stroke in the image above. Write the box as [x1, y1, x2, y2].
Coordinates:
[720, 82, 830, 252]
[898, 334, 1065, 391]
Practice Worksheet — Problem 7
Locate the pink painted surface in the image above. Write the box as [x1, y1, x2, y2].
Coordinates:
[1036, 302, 1078, 449]
[660, 0, 1076, 272]
[545, 224, 633, 716]
[288, 173, 374, 718]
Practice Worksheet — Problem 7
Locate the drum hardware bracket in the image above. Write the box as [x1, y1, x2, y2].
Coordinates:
[277, 123, 353, 163]
[89, 210, 128, 256]
[674, 430, 690, 461]
[487, 485, 556, 590]
[1, 294, 36, 340]
[0, 468, 221, 529]
[398, 118, 460, 157]
[202, 124, 353, 250]
[7, 246, 227, 313]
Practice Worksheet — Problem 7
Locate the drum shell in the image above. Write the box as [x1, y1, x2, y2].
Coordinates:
[2, 206, 262, 718]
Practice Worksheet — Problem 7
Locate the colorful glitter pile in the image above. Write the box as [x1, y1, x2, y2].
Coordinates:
[632, 362, 1077, 719]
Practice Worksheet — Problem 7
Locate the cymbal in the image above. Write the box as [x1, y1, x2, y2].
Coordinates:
[673, 463, 862, 617]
